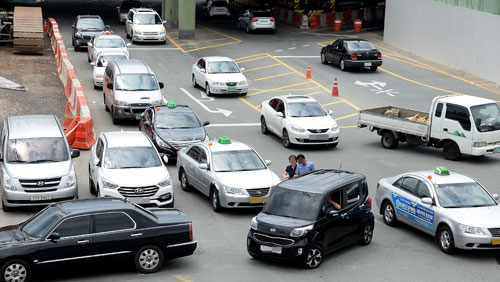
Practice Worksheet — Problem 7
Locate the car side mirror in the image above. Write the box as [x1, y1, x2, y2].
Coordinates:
[328, 110, 333, 115]
[126, 42, 132, 47]
[200, 69, 206, 73]
[162, 155, 169, 164]
[199, 163, 208, 170]
[493, 194, 499, 201]
[265, 160, 272, 166]
[159, 82, 165, 89]
[328, 210, 339, 217]
[421, 197, 433, 205]
[240, 67, 245, 71]
[90, 62, 96, 66]
[276, 112, 284, 118]
[70, 149, 80, 158]
[107, 82, 113, 89]
[48, 232, 60, 241]
[203, 121, 210, 126]
[162, 20, 167, 24]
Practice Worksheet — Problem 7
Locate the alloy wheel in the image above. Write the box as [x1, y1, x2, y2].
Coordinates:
[3, 263, 27, 282]
[139, 248, 160, 270]
[305, 247, 323, 268]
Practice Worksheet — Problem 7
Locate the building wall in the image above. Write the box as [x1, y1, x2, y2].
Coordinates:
[384, 0, 500, 85]
[434, 0, 500, 15]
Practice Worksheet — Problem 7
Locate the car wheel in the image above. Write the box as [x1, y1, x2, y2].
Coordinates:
[72, 38, 75, 47]
[1, 259, 31, 282]
[205, 83, 213, 97]
[381, 131, 398, 149]
[111, 107, 119, 125]
[104, 94, 110, 112]
[246, 25, 250, 33]
[270, 30, 275, 34]
[87, 53, 91, 63]
[240, 92, 247, 96]
[359, 222, 374, 246]
[131, 32, 136, 44]
[328, 142, 338, 148]
[282, 129, 292, 148]
[210, 188, 222, 212]
[438, 226, 455, 254]
[1, 200, 11, 212]
[89, 168, 96, 195]
[134, 245, 164, 274]
[321, 53, 328, 64]
[180, 169, 192, 192]
[340, 59, 346, 71]
[370, 66, 378, 71]
[126, 30, 130, 39]
[382, 201, 397, 226]
[443, 141, 461, 161]
[304, 245, 323, 269]
[93, 84, 99, 90]
[260, 117, 269, 135]
[96, 185, 102, 198]
[192, 74, 198, 88]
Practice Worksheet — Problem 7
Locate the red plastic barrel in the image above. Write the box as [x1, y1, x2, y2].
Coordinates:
[333, 19, 342, 32]
[354, 19, 362, 32]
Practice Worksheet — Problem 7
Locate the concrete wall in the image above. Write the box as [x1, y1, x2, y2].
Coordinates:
[434, 0, 500, 15]
[384, 0, 500, 85]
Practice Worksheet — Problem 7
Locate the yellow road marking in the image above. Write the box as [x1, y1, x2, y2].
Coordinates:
[197, 24, 241, 43]
[248, 81, 312, 96]
[237, 56, 269, 63]
[242, 63, 281, 73]
[322, 100, 344, 107]
[167, 25, 241, 53]
[379, 67, 462, 94]
[254, 72, 295, 81]
[173, 275, 192, 282]
[305, 90, 328, 96]
[185, 41, 241, 52]
[234, 53, 268, 61]
[239, 97, 261, 112]
[340, 125, 358, 129]
[335, 113, 359, 121]
[166, 35, 186, 52]
[179, 37, 230, 46]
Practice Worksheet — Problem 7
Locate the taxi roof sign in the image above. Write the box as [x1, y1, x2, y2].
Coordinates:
[218, 136, 231, 144]
[166, 101, 177, 108]
[434, 166, 450, 176]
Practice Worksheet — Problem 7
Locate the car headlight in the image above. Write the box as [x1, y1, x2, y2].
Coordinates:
[95, 73, 103, 79]
[212, 81, 226, 86]
[331, 123, 339, 132]
[290, 224, 314, 237]
[251, 216, 258, 230]
[238, 80, 248, 86]
[102, 178, 119, 189]
[160, 29, 166, 35]
[473, 141, 487, 148]
[135, 31, 143, 35]
[222, 185, 245, 195]
[151, 100, 163, 106]
[114, 100, 129, 106]
[155, 135, 170, 149]
[64, 169, 76, 188]
[2, 173, 17, 191]
[290, 125, 306, 133]
[459, 224, 484, 235]
[158, 176, 171, 187]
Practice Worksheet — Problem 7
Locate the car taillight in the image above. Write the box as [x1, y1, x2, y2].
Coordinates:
[251, 18, 258, 22]
[189, 223, 193, 240]
[376, 183, 380, 189]
[378, 53, 382, 59]
[368, 197, 372, 209]
[270, 18, 275, 22]
[349, 54, 357, 60]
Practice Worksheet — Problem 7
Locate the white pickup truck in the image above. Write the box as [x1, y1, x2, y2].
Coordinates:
[358, 94, 500, 160]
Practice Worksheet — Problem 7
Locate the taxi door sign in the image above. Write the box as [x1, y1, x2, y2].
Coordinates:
[391, 192, 434, 230]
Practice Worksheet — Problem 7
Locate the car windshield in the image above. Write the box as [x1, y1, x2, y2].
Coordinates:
[346, 41, 376, 51]
[207, 61, 240, 74]
[471, 103, 500, 132]
[288, 102, 327, 117]
[212, 1, 228, 7]
[155, 111, 201, 129]
[97, 55, 127, 67]
[252, 11, 272, 17]
[6, 137, 69, 163]
[22, 206, 62, 238]
[435, 182, 497, 208]
[95, 38, 125, 48]
[212, 150, 266, 172]
[264, 186, 322, 221]
[115, 74, 159, 91]
[135, 14, 162, 24]
[76, 19, 105, 30]
[104, 146, 162, 169]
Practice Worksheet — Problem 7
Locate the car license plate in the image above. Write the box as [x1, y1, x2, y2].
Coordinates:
[492, 239, 500, 245]
[228, 86, 237, 92]
[309, 134, 329, 141]
[30, 195, 52, 201]
[494, 147, 500, 153]
[260, 20, 269, 24]
[135, 114, 142, 120]
[364, 62, 372, 67]
[260, 245, 282, 254]
[249, 197, 263, 204]
[129, 197, 150, 204]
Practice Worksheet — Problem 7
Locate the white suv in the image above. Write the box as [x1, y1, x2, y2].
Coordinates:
[88, 131, 174, 208]
[125, 8, 167, 43]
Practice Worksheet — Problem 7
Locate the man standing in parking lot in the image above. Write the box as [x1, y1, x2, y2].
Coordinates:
[295, 154, 315, 176]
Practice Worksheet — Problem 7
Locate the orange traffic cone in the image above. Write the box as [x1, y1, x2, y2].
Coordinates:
[306, 64, 311, 79]
[332, 78, 339, 96]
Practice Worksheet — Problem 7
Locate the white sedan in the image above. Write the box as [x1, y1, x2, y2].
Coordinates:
[90, 51, 129, 88]
[260, 95, 340, 148]
[87, 33, 131, 63]
[191, 56, 248, 96]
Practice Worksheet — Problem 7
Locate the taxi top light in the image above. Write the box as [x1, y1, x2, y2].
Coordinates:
[434, 166, 450, 176]
[104, 31, 111, 35]
[167, 101, 177, 108]
[218, 136, 231, 144]
[156, 107, 161, 111]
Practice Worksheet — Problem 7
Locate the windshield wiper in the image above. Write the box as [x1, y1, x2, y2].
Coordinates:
[7, 160, 27, 163]
[120, 166, 145, 169]
[26, 159, 57, 163]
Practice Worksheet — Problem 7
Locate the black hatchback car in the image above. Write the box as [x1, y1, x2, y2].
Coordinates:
[247, 169, 374, 268]
[0, 198, 196, 282]
[321, 39, 382, 71]
[72, 15, 110, 51]
[139, 102, 209, 160]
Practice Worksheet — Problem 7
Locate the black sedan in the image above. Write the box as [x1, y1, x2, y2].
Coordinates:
[139, 102, 209, 160]
[321, 39, 382, 71]
[72, 15, 110, 51]
[0, 198, 196, 282]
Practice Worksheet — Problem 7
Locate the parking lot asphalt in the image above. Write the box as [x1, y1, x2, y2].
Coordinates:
[1, 1, 500, 281]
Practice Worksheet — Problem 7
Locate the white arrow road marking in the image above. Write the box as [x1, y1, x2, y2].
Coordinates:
[355, 80, 397, 96]
[200, 90, 215, 101]
[180, 88, 232, 117]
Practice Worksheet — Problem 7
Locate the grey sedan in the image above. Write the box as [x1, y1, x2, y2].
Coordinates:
[176, 137, 280, 212]
[375, 166, 500, 253]
[237, 9, 275, 33]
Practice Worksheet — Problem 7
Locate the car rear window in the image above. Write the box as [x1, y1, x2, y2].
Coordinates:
[252, 11, 272, 17]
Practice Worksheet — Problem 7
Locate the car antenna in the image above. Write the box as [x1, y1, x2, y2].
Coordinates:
[338, 162, 342, 171]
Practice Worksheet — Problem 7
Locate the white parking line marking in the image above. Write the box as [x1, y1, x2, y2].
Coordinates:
[302, 45, 310, 47]
[180, 88, 232, 117]
[206, 123, 260, 127]
[288, 47, 296, 50]
[274, 56, 320, 58]
[275, 49, 283, 52]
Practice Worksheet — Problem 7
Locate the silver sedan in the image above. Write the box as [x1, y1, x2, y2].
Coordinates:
[176, 137, 280, 212]
[375, 166, 500, 253]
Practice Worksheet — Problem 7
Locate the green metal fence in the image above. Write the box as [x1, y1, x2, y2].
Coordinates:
[434, 0, 500, 15]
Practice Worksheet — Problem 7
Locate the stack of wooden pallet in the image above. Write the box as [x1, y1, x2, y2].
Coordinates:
[13, 6, 43, 54]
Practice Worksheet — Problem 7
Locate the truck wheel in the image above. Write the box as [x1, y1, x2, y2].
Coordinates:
[443, 142, 461, 161]
[381, 132, 398, 149]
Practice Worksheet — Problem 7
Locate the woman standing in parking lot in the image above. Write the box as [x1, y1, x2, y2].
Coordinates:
[283, 155, 297, 179]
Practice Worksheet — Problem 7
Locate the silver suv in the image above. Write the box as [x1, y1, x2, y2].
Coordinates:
[1, 115, 80, 211]
[125, 8, 167, 43]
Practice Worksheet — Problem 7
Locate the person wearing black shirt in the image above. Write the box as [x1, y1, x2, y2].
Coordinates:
[283, 155, 297, 179]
